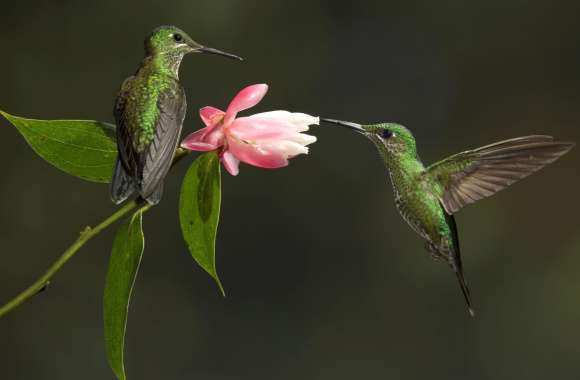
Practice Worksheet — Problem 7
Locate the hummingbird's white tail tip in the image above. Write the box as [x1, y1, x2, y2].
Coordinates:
[468, 307, 476, 318]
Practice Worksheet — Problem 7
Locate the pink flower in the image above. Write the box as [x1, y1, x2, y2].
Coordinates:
[180, 84, 319, 176]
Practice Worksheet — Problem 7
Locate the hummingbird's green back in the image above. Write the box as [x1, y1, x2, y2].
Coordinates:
[119, 67, 176, 152]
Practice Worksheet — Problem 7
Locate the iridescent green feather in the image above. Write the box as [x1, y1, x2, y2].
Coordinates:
[121, 56, 182, 152]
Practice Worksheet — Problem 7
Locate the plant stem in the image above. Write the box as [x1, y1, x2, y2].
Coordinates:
[0, 200, 145, 318]
[0, 149, 191, 318]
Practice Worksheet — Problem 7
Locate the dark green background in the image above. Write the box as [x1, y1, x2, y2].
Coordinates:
[1, 1, 580, 379]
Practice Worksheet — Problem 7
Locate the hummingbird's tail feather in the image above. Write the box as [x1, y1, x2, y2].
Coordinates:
[454, 267, 475, 318]
[110, 159, 136, 205]
[142, 181, 163, 205]
[445, 212, 475, 317]
[426, 238, 476, 317]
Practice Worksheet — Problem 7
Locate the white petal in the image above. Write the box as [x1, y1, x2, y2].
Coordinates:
[249, 111, 319, 132]
[265, 140, 309, 157]
[287, 133, 317, 146]
[287, 113, 319, 130]
[250, 111, 291, 120]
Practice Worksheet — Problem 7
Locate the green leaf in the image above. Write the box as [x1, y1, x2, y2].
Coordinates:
[179, 151, 224, 295]
[103, 209, 145, 380]
[0, 109, 117, 183]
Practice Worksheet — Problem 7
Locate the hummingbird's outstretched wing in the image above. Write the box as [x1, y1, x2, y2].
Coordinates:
[425, 136, 574, 214]
[139, 84, 186, 201]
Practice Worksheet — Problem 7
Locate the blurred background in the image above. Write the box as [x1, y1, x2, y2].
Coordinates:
[1, 1, 580, 379]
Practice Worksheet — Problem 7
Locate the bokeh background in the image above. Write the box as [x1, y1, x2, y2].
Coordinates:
[1, 1, 580, 379]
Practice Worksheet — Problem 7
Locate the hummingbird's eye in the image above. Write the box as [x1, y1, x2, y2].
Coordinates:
[380, 130, 393, 139]
[173, 33, 183, 42]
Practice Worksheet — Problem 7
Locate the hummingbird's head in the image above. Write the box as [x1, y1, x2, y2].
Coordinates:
[145, 25, 243, 61]
[320, 118, 417, 158]
[363, 123, 417, 156]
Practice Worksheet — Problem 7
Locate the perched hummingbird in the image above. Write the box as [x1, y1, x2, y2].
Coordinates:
[111, 25, 242, 205]
[321, 118, 574, 316]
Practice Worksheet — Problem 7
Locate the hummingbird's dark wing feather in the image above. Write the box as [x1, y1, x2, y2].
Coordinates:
[111, 76, 138, 204]
[426, 136, 574, 214]
[113, 76, 141, 175]
[139, 84, 186, 202]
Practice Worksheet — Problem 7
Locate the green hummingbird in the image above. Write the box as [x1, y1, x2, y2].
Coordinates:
[321, 118, 574, 316]
[111, 25, 242, 205]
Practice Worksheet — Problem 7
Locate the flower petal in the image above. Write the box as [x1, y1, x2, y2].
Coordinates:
[228, 116, 298, 141]
[227, 138, 289, 169]
[200, 106, 225, 127]
[181, 141, 218, 151]
[263, 140, 310, 157]
[181, 129, 220, 151]
[287, 133, 317, 146]
[221, 151, 240, 176]
[287, 113, 320, 130]
[224, 84, 268, 125]
[251, 111, 319, 132]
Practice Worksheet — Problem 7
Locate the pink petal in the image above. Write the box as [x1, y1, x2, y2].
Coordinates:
[204, 127, 226, 148]
[181, 141, 218, 151]
[199, 106, 225, 127]
[228, 116, 297, 141]
[221, 151, 240, 176]
[224, 84, 268, 126]
[181, 129, 220, 151]
[227, 137, 289, 169]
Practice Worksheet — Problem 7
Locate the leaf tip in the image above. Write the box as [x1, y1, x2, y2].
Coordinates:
[212, 273, 226, 297]
[114, 367, 126, 380]
[0, 109, 11, 122]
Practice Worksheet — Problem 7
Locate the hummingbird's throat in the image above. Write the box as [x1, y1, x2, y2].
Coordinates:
[153, 52, 185, 78]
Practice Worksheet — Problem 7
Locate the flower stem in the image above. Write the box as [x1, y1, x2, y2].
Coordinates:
[0, 149, 191, 318]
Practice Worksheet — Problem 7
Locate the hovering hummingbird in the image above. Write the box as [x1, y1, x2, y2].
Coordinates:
[111, 25, 242, 205]
[321, 118, 574, 316]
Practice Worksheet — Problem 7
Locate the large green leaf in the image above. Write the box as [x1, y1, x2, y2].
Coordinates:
[0, 109, 117, 183]
[179, 152, 224, 295]
[103, 209, 145, 380]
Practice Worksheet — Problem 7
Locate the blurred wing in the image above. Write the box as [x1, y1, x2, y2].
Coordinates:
[114, 76, 139, 174]
[426, 135, 574, 214]
[140, 84, 187, 197]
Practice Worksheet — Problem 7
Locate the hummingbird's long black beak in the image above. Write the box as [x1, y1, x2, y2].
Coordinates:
[197, 46, 243, 61]
[320, 118, 365, 132]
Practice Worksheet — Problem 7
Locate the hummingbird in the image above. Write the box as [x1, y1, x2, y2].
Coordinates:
[321, 118, 574, 316]
[111, 25, 242, 205]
